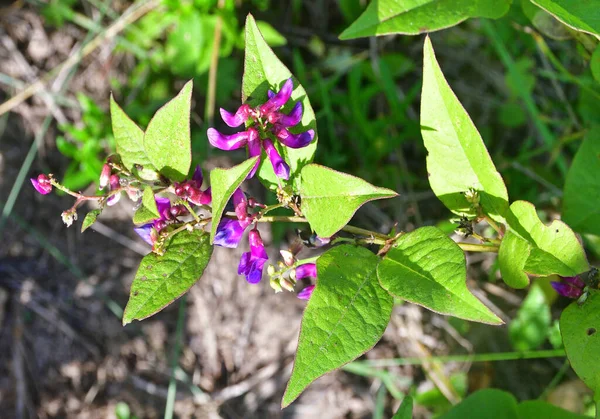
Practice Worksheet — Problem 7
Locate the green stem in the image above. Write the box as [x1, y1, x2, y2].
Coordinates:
[181, 200, 200, 223]
[458, 243, 499, 253]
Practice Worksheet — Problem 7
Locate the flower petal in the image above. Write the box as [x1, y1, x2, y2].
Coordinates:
[274, 126, 314, 149]
[134, 223, 154, 246]
[155, 196, 171, 219]
[263, 139, 290, 180]
[220, 104, 251, 128]
[192, 165, 203, 186]
[207, 129, 249, 151]
[297, 285, 315, 300]
[279, 102, 303, 127]
[30, 177, 52, 195]
[214, 218, 245, 248]
[551, 281, 583, 299]
[295, 263, 317, 280]
[247, 129, 262, 178]
[260, 78, 293, 115]
[563, 276, 585, 289]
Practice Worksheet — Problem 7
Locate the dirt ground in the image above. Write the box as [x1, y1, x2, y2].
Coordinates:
[0, 3, 586, 419]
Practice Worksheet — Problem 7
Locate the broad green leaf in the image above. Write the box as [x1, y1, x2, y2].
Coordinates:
[81, 209, 101, 232]
[560, 290, 600, 406]
[440, 389, 518, 419]
[378, 226, 502, 324]
[521, 0, 573, 40]
[531, 0, 600, 39]
[421, 37, 509, 223]
[509, 282, 551, 351]
[255, 20, 287, 47]
[143, 80, 193, 182]
[282, 245, 393, 407]
[339, 0, 511, 39]
[563, 127, 600, 235]
[591, 45, 600, 83]
[132, 187, 160, 225]
[123, 229, 212, 325]
[393, 396, 414, 419]
[242, 14, 317, 191]
[110, 95, 155, 172]
[517, 400, 589, 419]
[209, 157, 259, 244]
[299, 164, 397, 238]
[499, 201, 589, 288]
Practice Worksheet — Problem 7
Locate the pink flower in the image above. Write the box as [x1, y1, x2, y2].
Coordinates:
[30, 174, 52, 195]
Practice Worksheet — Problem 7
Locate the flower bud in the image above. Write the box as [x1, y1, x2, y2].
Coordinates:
[270, 277, 283, 293]
[30, 174, 53, 195]
[280, 277, 295, 292]
[267, 264, 276, 276]
[280, 250, 295, 267]
[99, 164, 111, 190]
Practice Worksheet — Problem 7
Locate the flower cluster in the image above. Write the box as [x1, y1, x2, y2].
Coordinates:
[207, 78, 314, 180]
[174, 166, 211, 206]
[134, 196, 188, 247]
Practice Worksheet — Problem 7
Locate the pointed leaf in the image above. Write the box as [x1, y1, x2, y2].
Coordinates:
[299, 164, 397, 237]
[340, 0, 511, 39]
[110, 95, 156, 172]
[531, 0, 600, 39]
[421, 37, 509, 223]
[123, 229, 212, 325]
[498, 201, 589, 288]
[560, 290, 600, 403]
[132, 187, 161, 225]
[378, 226, 502, 324]
[81, 209, 101, 232]
[393, 396, 414, 419]
[209, 157, 259, 244]
[242, 14, 317, 191]
[563, 127, 600, 235]
[144, 80, 193, 182]
[282, 245, 393, 407]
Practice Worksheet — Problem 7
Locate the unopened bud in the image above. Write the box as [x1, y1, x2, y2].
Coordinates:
[31, 174, 53, 195]
[61, 209, 78, 227]
[280, 277, 295, 292]
[270, 277, 283, 293]
[280, 250, 295, 266]
[464, 188, 480, 206]
[267, 264, 276, 276]
[109, 174, 120, 190]
[99, 164, 111, 190]
[289, 268, 297, 281]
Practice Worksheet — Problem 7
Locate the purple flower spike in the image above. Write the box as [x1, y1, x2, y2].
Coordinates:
[298, 285, 315, 300]
[295, 263, 317, 280]
[134, 223, 154, 246]
[274, 126, 314, 149]
[214, 218, 245, 248]
[238, 229, 269, 284]
[259, 78, 293, 116]
[207, 129, 250, 151]
[263, 139, 290, 180]
[220, 104, 251, 128]
[31, 174, 52, 195]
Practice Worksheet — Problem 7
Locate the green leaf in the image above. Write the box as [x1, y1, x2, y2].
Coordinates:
[242, 14, 317, 191]
[509, 282, 552, 351]
[81, 209, 101, 233]
[143, 80, 193, 182]
[440, 389, 518, 419]
[299, 164, 397, 238]
[282, 245, 393, 407]
[209, 157, 259, 244]
[499, 201, 589, 288]
[591, 45, 600, 83]
[123, 229, 212, 325]
[133, 187, 160, 225]
[531, 0, 600, 39]
[560, 290, 600, 405]
[563, 127, 600, 235]
[110, 95, 156, 173]
[377, 226, 502, 324]
[517, 400, 589, 419]
[339, 0, 511, 39]
[421, 37, 509, 223]
[393, 396, 414, 419]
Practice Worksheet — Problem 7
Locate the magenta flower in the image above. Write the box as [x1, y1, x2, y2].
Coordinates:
[174, 165, 211, 206]
[30, 174, 53, 195]
[106, 174, 121, 206]
[214, 188, 255, 249]
[134, 196, 183, 246]
[238, 228, 268, 284]
[551, 276, 585, 299]
[297, 285, 315, 300]
[295, 263, 317, 280]
[207, 78, 314, 180]
[99, 164, 111, 190]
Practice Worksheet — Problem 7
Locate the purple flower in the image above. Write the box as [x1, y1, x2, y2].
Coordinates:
[551, 276, 585, 299]
[295, 263, 317, 280]
[207, 78, 314, 180]
[297, 285, 315, 300]
[214, 188, 252, 249]
[238, 228, 268, 284]
[134, 196, 174, 246]
[106, 174, 121, 206]
[30, 174, 52, 195]
[174, 165, 211, 206]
